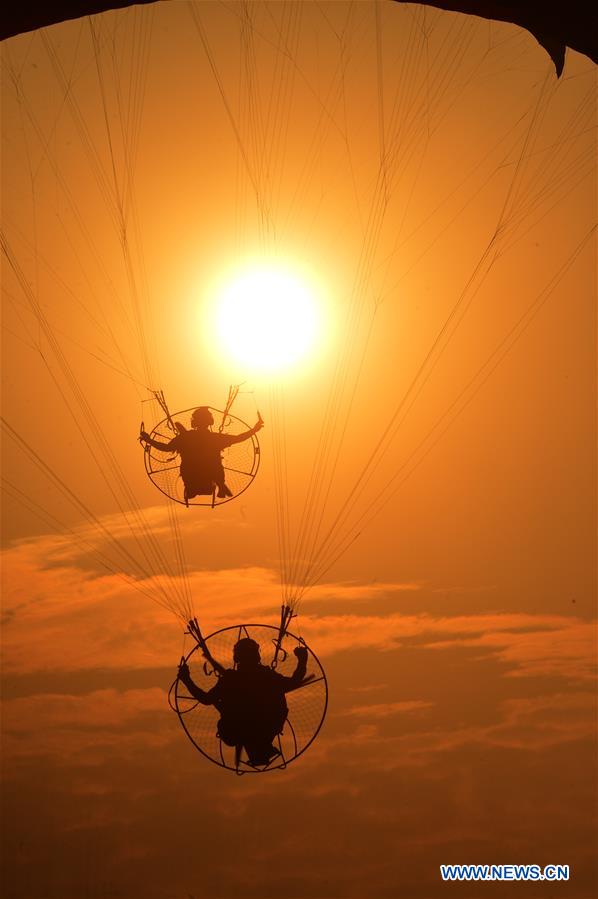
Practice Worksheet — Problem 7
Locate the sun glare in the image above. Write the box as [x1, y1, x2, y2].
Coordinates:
[214, 267, 321, 372]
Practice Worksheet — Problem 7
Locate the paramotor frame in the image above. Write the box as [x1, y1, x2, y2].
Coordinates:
[143, 406, 261, 507]
[172, 623, 328, 773]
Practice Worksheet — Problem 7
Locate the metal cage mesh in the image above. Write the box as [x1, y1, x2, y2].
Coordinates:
[174, 624, 327, 772]
[144, 407, 260, 506]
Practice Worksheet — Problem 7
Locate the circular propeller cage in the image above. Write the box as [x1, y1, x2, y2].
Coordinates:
[173, 624, 328, 773]
[144, 406, 260, 506]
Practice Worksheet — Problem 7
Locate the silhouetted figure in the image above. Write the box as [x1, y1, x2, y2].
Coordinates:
[140, 407, 263, 503]
[178, 637, 309, 767]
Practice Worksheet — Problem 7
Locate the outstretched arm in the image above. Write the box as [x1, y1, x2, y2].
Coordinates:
[282, 645, 312, 691]
[139, 429, 177, 452]
[177, 661, 218, 705]
[187, 618, 227, 676]
[224, 414, 264, 446]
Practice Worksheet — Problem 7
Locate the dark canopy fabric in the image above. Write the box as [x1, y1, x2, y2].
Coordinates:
[1, 0, 596, 77]
[392, 1, 598, 77]
[0, 1, 154, 42]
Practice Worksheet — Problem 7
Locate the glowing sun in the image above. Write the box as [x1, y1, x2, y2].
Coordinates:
[214, 267, 320, 372]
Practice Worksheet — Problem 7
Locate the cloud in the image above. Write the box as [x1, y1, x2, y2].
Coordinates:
[306, 689, 597, 775]
[482, 691, 597, 748]
[0, 529, 419, 675]
[1, 551, 596, 899]
[1, 526, 595, 695]
[1, 688, 174, 764]
[300, 611, 597, 682]
[340, 700, 434, 719]
[419, 614, 597, 681]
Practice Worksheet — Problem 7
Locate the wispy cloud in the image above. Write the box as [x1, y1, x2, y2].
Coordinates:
[1, 530, 419, 674]
[2, 527, 595, 694]
[340, 699, 434, 719]
[2, 539, 596, 899]
[2, 688, 173, 763]
[301, 611, 597, 681]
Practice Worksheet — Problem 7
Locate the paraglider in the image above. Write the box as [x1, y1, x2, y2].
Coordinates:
[140, 401, 263, 506]
[172, 615, 328, 773]
[178, 624, 309, 768]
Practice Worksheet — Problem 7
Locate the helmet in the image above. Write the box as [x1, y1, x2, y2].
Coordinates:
[233, 637, 261, 665]
[190, 406, 214, 427]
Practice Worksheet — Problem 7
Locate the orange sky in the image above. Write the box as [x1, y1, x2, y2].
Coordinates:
[1, 3, 596, 898]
